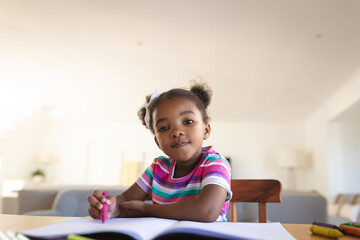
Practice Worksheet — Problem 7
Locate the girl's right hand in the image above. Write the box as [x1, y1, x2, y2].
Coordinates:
[87, 190, 118, 220]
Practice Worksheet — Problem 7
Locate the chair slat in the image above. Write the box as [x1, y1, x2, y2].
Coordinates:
[230, 179, 282, 222]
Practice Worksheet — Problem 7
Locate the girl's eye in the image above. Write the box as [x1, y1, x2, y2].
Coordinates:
[158, 126, 169, 132]
[184, 120, 194, 125]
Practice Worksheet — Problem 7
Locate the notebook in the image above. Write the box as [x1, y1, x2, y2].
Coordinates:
[21, 217, 296, 240]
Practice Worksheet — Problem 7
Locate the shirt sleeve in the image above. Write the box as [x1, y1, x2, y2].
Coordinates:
[201, 157, 232, 202]
[136, 164, 154, 195]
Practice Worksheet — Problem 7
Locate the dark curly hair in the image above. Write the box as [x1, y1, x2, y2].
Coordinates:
[138, 82, 212, 134]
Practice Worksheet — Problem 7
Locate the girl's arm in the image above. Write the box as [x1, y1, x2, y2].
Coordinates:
[87, 183, 148, 219]
[120, 184, 228, 222]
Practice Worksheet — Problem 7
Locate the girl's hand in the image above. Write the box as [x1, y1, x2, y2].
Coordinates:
[87, 190, 117, 220]
[120, 200, 149, 218]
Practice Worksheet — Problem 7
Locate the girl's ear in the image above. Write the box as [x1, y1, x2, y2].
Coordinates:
[154, 136, 161, 149]
[203, 122, 211, 140]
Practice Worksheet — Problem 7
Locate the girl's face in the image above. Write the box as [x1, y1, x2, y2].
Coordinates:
[152, 97, 211, 164]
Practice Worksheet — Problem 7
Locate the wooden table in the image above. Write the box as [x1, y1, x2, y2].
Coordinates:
[0, 214, 358, 239]
[282, 223, 358, 239]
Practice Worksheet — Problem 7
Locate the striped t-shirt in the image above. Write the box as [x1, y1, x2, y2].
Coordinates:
[136, 146, 232, 221]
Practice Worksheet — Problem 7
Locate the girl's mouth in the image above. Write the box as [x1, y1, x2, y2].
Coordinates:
[171, 141, 189, 148]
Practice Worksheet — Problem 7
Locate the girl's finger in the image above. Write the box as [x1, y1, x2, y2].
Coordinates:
[93, 190, 108, 202]
[87, 194, 104, 210]
[88, 206, 100, 219]
[107, 195, 116, 205]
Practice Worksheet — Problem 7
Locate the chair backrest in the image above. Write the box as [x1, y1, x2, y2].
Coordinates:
[230, 179, 282, 223]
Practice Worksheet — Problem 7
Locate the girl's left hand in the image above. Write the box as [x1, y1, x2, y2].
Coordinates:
[120, 200, 149, 218]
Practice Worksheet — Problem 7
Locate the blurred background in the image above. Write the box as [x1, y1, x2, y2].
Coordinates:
[1, 0, 359, 214]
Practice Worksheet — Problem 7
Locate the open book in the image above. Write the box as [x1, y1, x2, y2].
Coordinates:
[21, 217, 296, 240]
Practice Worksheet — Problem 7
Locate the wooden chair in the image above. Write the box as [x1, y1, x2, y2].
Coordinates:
[230, 179, 282, 223]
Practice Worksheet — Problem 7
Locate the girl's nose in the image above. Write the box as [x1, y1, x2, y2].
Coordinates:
[171, 127, 184, 138]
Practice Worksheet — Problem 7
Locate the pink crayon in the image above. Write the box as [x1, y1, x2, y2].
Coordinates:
[101, 191, 108, 224]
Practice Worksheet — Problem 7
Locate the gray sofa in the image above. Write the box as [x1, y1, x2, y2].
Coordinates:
[327, 194, 360, 225]
[226, 190, 327, 223]
[19, 186, 327, 223]
[18, 186, 127, 216]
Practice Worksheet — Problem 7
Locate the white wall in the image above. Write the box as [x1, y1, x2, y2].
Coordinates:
[327, 102, 360, 198]
[208, 122, 308, 190]
[1, 118, 307, 189]
[338, 114, 360, 192]
[0, 110, 47, 181]
[305, 69, 360, 200]
[43, 121, 162, 185]
[39, 120, 307, 189]
[305, 107, 330, 199]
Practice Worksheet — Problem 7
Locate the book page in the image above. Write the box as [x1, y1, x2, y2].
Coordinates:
[156, 221, 296, 240]
[22, 217, 296, 240]
[21, 217, 178, 240]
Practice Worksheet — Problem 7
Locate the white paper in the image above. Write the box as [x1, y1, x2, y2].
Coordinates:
[21, 217, 296, 240]
[158, 221, 296, 240]
[22, 217, 177, 240]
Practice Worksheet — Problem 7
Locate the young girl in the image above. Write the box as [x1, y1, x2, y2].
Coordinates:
[87, 82, 232, 222]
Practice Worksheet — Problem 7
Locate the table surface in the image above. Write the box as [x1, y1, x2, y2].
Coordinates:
[0, 214, 358, 240]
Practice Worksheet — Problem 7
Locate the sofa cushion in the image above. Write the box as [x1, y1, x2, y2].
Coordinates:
[18, 188, 59, 214]
[328, 203, 341, 217]
[23, 187, 126, 217]
[339, 203, 360, 222]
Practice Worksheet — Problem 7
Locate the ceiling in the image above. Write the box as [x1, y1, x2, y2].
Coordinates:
[1, 0, 360, 123]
